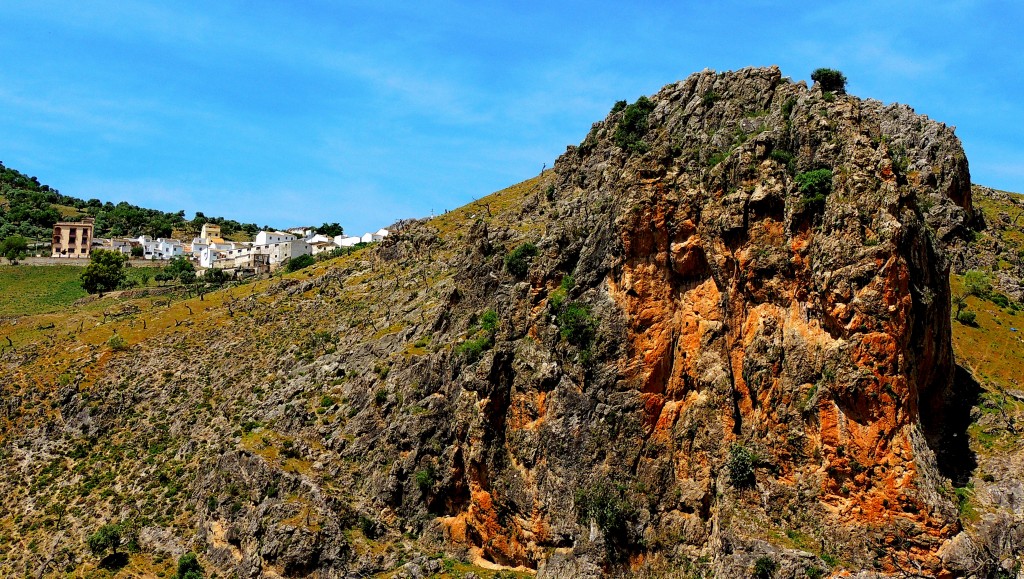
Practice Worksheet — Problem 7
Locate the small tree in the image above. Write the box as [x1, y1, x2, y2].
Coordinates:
[613, 96, 657, 153]
[175, 552, 204, 579]
[754, 556, 778, 579]
[164, 256, 195, 282]
[727, 444, 756, 487]
[81, 249, 128, 294]
[316, 222, 344, 237]
[952, 292, 968, 317]
[504, 242, 538, 278]
[0, 235, 29, 263]
[87, 523, 123, 558]
[811, 68, 847, 94]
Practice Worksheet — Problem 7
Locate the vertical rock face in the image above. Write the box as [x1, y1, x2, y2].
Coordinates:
[519, 66, 974, 574]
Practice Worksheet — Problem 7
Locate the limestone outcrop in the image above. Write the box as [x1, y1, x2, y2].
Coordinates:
[0, 67, 994, 577]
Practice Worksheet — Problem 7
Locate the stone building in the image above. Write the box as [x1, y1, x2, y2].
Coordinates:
[51, 217, 95, 258]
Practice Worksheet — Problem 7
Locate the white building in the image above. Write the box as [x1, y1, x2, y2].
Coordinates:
[286, 226, 316, 238]
[267, 239, 311, 265]
[335, 235, 361, 247]
[254, 231, 295, 245]
[373, 228, 390, 242]
[190, 237, 209, 259]
[310, 241, 338, 255]
[306, 233, 332, 245]
[106, 238, 135, 255]
[154, 238, 185, 260]
[204, 238, 311, 270]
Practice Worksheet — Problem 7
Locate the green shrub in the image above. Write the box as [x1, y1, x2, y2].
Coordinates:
[358, 515, 378, 538]
[727, 444, 756, 487]
[107, 334, 128, 351]
[795, 169, 833, 213]
[956, 309, 977, 325]
[549, 275, 573, 312]
[480, 309, 499, 333]
[557, 302, 597, 347]
[610, 100, 627, 114]
[613, 96, 656, 153]
[701, 91, 721, 107]
[805, 566, 825, 579]
[175, 551, 204, 579]
[414, 467, 435, 492]
[574, 481, 633, 558]
[769, 149, 795, 174]
[457, 309, 499, 362]
[708, 151, 728, 167]
[0, 235, 28, 262]
[810, 68, 847, 94]
[504, 242, 538, 277]
[781, 97, 797, 117]
[286, 254, 315, 272]
[954, 484, 975, 518]
[456, 335, 492, 362]
[964, 270, 992, 298]
[991, 292, 1011, 308]
[753, 556, 778, 579]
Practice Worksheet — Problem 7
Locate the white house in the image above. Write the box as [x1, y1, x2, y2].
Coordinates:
[107, 239, 132, 254]
[203, 237, 312, 271]
[360, 233, 374, 243]
[286, 226, 316, 238]
[310, 240, 338, 255]
[154, 238, 185, 260]
[372, 228, 390, 242]
[200, 247, 224, 268]
[267, 239, 311, 265]
[335, 235, 361, 247]
[255, 231, 295, 245]
[306, 233, 332, 245]
[190, 237, 209, 259]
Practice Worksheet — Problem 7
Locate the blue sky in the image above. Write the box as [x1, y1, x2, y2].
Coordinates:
[0, 1, 1020, 234]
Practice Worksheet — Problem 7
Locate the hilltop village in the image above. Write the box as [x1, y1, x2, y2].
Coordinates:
[48, 217, 389, 274]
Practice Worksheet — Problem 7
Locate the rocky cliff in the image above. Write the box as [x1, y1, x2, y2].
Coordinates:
[0, 66, 1008, 578]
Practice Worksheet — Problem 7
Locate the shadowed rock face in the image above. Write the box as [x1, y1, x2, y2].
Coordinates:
[0, 67, 980, 578]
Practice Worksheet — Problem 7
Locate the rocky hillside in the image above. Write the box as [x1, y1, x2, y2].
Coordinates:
[1, 66, 1019, 578]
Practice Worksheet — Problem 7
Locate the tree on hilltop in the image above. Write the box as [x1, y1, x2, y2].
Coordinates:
[811, 68, 847, 94]
[316, 222, 344, 237]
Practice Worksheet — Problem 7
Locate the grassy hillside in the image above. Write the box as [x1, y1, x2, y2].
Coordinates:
[0, 265, 88, 316]
[0, 172, 557, 577]
[944, 187, 1024, 540]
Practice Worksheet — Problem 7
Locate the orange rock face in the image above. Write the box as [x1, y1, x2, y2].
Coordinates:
[586, 68, 971, 574]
